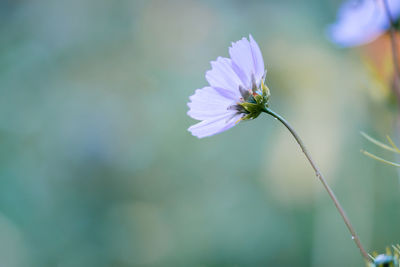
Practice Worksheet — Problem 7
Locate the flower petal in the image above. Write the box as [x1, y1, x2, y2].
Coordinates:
[229, 35, 265, 89]
[188, 112, 242, 138]
[249, 34, 265, 81]
[390, 0, 400, 19]
[187, 86, 235, 120]
[205, 57, 243, 100]
[327, 0, 400, 47]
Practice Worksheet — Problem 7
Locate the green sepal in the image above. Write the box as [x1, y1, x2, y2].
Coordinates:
[261, 79, 270, 101]
[237, 102, 263, 120]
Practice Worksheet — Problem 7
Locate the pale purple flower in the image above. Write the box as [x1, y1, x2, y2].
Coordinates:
[327, 0, 400, 47]
[187, 35, 268, 138]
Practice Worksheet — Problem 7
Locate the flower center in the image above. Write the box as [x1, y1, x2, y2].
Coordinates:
[228, 77, 270, 121]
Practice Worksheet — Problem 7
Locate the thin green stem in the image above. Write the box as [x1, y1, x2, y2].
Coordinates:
[385, 135, 400, 153]
[361, 149, 400, 167]
[360, 131, 399, 153]
[262, 107, 371, 262]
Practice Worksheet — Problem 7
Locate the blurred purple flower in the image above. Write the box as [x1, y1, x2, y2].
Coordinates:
[187, 35, 268, 138]
[327, 0, 400, 47]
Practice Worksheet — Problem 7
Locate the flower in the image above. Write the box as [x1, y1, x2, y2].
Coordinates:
[327, 0, 400, 47]
[366, 245, 400, 267]
[187, 35, 269, 138]
[371, 254, 398, 266]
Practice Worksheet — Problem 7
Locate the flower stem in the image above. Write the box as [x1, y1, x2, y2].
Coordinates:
[262, 107, 371, 262]
[382, 0, 400, 97]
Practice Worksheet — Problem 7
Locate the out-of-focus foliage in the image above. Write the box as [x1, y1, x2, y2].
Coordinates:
[0, 0, 400, 266]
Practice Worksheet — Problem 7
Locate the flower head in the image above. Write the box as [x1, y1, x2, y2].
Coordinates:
[371, 254, 398, 266]
[187, 35, 269, 138]
[367, 245, 400, 267]
[327, 0, 400, 47]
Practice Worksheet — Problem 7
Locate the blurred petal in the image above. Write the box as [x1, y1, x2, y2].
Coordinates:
[327, 0, 400, 47]
[188, 112, 242, 138]
[206, 57, 243, 100]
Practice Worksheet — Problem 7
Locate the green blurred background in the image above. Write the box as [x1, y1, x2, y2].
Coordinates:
[1, 0, 400, 266]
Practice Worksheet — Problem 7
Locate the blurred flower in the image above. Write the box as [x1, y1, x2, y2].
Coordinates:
[360, 32, 400, 98]
[327, 0, 400, 47]
[367, 245, 400, 266]
[187, 35, 269, 138]
[370, 254, 399, 266]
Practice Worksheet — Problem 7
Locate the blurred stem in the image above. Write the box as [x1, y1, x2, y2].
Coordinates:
[262, 107, 371, 262]
[361, 149, 400, 167]
[382, 0, 400, 97]
[360, 131, 400, 153]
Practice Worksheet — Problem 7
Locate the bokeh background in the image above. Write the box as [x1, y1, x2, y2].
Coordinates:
[1, 0, 400, 266]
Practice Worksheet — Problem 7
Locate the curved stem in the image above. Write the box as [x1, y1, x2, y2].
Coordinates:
[262, 107, 371, 262]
